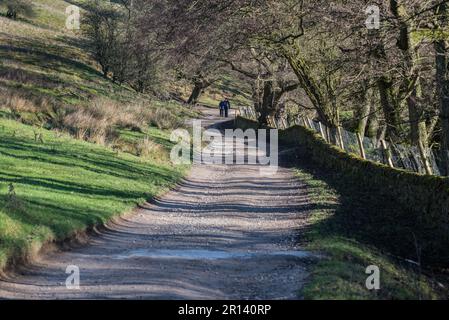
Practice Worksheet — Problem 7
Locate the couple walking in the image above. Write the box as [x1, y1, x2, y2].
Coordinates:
[219, 98, 231, 118]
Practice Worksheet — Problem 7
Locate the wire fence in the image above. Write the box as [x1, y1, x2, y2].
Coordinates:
[237, 106, 442, 176]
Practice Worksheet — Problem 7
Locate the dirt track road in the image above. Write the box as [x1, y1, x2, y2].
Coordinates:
[0, 108, 313, 300]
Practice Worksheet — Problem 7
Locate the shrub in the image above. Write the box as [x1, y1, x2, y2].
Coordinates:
[0, 91, 74, 127]
[149, 108, 183, 130]
[61, 98, 169, 145]
[1, 90, 180, 151]
[4, 183, 24, 213]
[1, 0, 35, 20]
[62, 100, 118, 144]
[136, 136, 164, 159]
[4, 94, 35, 114]
[111, 136, 165, 160]
[82, 0, 123, 78]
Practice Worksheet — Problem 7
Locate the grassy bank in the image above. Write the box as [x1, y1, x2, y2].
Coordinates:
[0, 1, 198, 272]
[296, 164, 445, 300]
[0, 1, 199, 134]
[0, 116, 188, 271]
[0, 0, 138, 108]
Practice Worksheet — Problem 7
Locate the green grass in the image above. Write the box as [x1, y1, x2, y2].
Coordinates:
[0, 117, 188, 270]
[295, 167, 445, 300]
[0, 1, 119, 102]
[0, 1, 199, 124]
[0, 1, 199, 272]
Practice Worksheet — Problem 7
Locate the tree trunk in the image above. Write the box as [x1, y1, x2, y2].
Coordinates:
[357, 104, 370, 137]
[187, 83, 204, 105]
[356, 86, 374, 137]
[408, 89, 426, 146]
[101, 64, 109, 79]
[257, 80, 276, 125]
[284, 49, 336, 128]
[255, 79, 298, 125]
[391, 0, 431, 174]
[377, 78, 400, 140]
[408, 86, 432, 174]
[366, 107, 379, 139]
[435, 2, 449, 176]
[187, 78, 213, 105]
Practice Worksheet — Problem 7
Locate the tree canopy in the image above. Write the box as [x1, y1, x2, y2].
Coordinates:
[81, 0, 449, 175]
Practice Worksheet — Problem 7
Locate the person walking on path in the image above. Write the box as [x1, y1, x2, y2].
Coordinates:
[218, 98, 231, 118]
[219, 99, 226, 117]
[223, 98, 231, 118]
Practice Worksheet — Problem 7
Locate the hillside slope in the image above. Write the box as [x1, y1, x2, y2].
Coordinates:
[0, 0, 198, 127]
[0, 0, 193, 272]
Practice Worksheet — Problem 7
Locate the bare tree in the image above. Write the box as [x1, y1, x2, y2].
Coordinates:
[82, 0, 123, 78]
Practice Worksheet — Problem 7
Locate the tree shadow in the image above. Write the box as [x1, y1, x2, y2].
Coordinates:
[0, 136, 178, 182]
[0, 43, 102, 79]
[283, 147, 440, 266]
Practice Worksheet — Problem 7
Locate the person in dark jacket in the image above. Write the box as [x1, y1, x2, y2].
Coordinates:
[223, 98, 231, 118]
[219, 100, 226, 117]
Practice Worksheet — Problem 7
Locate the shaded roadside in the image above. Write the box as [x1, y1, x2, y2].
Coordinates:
[284, 147, 447, 300]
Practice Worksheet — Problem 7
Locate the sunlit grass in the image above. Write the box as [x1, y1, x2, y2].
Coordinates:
[0, 118, 188, 270]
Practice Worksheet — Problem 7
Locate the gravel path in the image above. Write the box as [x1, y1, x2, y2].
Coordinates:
[0, 108, 314, 300]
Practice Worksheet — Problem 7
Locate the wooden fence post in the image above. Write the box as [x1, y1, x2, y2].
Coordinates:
[356, 132, 366, 160]
[381, 139, 394, 168]
[235, 108, 241, 126]
[318, 122, 326, 141]
[282, 118, 288, 129]
[326, 126, 332, 144]
[302, 117, 308, 128]
[337, 126, 345, 150]
[306, 117, 314, 130]
[418, 144, 433, 175]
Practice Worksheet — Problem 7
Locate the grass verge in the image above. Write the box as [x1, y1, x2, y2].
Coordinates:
[295, 164, 446, 300]
[0, 117, 188, 272]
